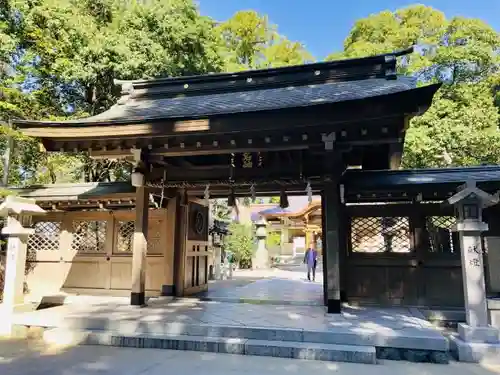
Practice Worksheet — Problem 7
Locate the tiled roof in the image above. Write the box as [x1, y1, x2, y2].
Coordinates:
[9, 182, 135, 202]
[16, 77, 417, 125]
[343, 166, 500, 191]
[14, 48, 425, 126]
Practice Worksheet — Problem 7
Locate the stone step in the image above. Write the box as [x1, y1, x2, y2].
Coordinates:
[192, 296, 324, 306]
[15, 317, 449, 353]
[42, 328, 377, 364]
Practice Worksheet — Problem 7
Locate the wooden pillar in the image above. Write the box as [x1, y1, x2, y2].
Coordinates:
[131, 186, 149, 306]
[338, 197, 348, 303]
[412, 206, 427, 306]
[323, 178, 342, 313]
[321, 196, 328, 306]
[484, 208, 500, 294]
[162, 196, 178, 296]
[173, 196, 188, 297]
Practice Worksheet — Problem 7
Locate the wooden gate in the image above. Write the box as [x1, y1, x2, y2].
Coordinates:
[182, 201, 210, 295]
[24, 209, 169, 300]
[345, 203, 464, 308]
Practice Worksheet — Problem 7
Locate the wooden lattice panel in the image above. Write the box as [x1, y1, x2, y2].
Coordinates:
[426, 216, 457, 254]
[27, 221, 61, 252]
[147, 219, 163, 254]
[115, 221, 134, 254]
[71, 220, 107, 253]
[351, 217, 410, 253]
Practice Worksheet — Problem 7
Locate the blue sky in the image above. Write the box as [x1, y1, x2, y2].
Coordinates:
[197, 0, 500, 60]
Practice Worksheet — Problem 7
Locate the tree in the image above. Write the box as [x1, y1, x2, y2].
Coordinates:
[225, 222, 254, 268]
[210, 198, 232, 221]
[404, 82, 500, 167]
[327, 5, 500, 168]
[0, 0, 225, 184]
[216, 10, 313, 71]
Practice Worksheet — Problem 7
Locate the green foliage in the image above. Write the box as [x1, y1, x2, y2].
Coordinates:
[0, 0, 225, 185]
[266, 231, 281, 248]
[210, 198, 232, 221]
[224, 222, 254, 268]
[404, 82, 500, 167]
[216, 10, 313, 71]
[2, 2, 499, 185]
[269, 196, 280, 204]
[328, 5, 500, 168]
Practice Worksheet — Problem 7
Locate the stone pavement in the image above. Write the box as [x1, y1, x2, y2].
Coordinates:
[1, 339, 500, 375]
[202, 265, 324, 305]
[12, 298, 436, 333]
[9, 270, 450, 364]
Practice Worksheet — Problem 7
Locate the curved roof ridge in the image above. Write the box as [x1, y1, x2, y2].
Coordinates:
[114, 47, 414, 88]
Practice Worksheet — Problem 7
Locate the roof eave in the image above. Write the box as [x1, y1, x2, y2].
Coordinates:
[13, 82, 440, 131]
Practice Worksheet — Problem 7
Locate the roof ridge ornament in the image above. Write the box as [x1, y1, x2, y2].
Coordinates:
[322, 132, 336, 150]
[447, 179, 500, 208]
[384, 55, 397, 80]
[115, 80, 135, 105]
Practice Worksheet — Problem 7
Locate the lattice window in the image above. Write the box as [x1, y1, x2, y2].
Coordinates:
[27, 221, 61, 252]
[72, 220, 107, 253]
[351, 216, 411, 253]
[426, 216, 457, 254]
[115, 221, 134, 254]
[147, 219, 163, 254]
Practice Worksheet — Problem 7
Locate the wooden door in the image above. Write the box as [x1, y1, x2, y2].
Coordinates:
[62, 211, 113, 291]
[109, 210, 167, 292]
[182, 200, 210, 295]
[25, 213, 66, 299]
[345, 204, 464, 308]
[417, 215, 464, 308]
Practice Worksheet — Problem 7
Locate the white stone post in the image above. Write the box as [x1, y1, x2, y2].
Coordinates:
[253, 218, 269, 269]
[0, 196, 45, 336]
[446, 181, 500, 362]
[214, 246, 222, 280]
[457, 221, 490, 328]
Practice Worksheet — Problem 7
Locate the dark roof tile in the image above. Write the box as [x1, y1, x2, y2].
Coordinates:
[16, 77, 417, 125]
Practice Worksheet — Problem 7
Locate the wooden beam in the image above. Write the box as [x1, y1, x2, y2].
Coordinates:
[148, 162, 324, 183]
[149, 144, 311, 157]
[89, 148, 133, 160]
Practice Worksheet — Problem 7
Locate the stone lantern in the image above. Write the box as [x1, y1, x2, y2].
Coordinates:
[253, 217, 269, 269]
[445, 181, 500, 362]
[0, 196, 45, 336]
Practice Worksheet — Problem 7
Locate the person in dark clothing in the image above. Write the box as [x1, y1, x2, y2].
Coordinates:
[303, 242, 318, 282]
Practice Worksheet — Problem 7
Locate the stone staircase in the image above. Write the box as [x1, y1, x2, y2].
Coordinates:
[20, 318, 450, 365]
[42, 327, 376, 364]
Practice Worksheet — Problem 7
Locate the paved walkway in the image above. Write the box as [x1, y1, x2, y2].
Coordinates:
[1, 339, 500, 375]
[13, 297, 433, 331]
[202, 265, 324, 305]
[12, 269, 443, 343]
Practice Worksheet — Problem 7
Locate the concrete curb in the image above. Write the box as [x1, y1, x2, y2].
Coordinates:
[43, 328, 378, 364]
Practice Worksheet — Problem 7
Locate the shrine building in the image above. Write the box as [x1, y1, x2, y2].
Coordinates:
[10, 47, 500, 315]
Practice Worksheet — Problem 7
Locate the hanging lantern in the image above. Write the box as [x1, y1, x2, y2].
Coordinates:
[227, 188, 236, 207]
[204, 184, 210, 205]
[280, 188, 289, 209]
[250, 184, 256, 203]
[306, 181, 312, 204]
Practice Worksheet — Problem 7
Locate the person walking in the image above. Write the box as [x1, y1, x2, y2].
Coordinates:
[303, 242, 318, 282]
